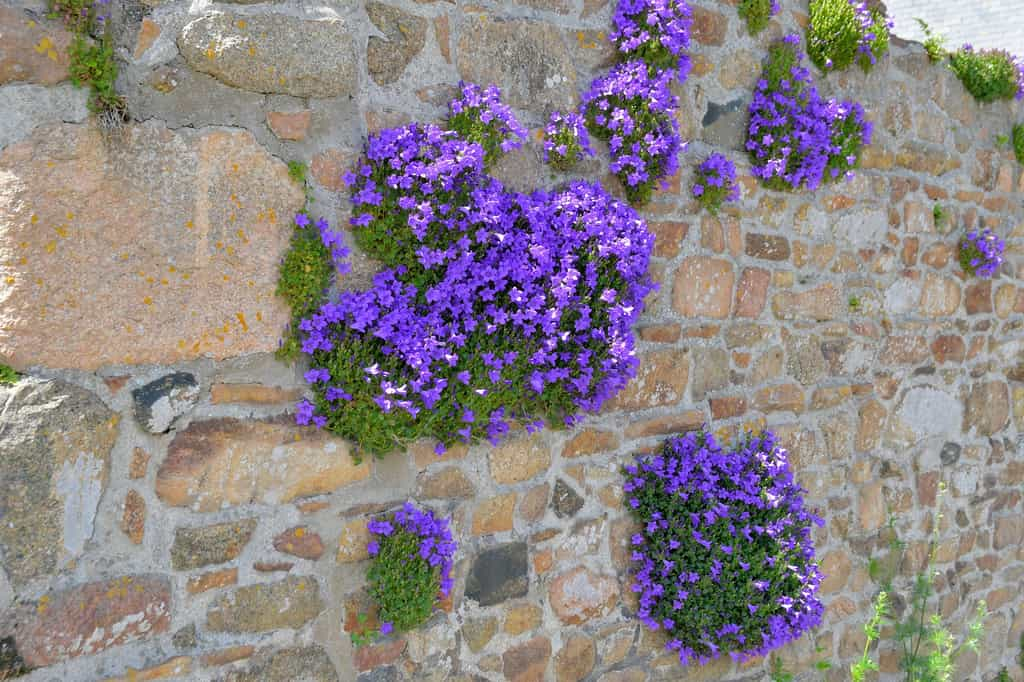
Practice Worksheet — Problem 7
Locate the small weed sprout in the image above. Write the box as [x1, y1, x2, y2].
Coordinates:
[915, 19, 947, 62]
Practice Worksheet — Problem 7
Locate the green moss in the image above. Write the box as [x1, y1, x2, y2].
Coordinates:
[0, 364, 18, 386]
[807, 0, 890, 73]
[915, 19, 947, 62]
[949, 48, 1020, 103]
[1013, 123, 1024, 165]
[737, 0, 774, 36]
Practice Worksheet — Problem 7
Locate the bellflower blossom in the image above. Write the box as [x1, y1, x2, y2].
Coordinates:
[692, 153, 740, 215]
[300, 84, 656, 457]
[543, 111, 595, 171]
[746, 36, 873, 191]
[447, 82, 529, 165]
[365, 503, 457, 635]
[959, 228, 1005, 278]
[611, 0, 693, 80]
[623, 430, 824, 666]
[583, 60, 683, 205]
[950, 44, 1024, 102]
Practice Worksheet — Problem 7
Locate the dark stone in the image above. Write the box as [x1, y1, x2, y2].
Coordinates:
[172, 624, 197, 650]
[745, 233, 791, 261]
[465, 542, 529, 607]
[0, 636, 30, 678]
[701, 97, 747, 149]
[955, 509, 969, 528]
[551, 479, 584, 519]
[171, 519, 257, 570]
[132, 372, 199, 433]
[940, 442, 962, 466]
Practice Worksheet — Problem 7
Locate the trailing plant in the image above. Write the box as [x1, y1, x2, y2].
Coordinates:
[622, 429, 824, 667]
[446, 82, 528, 167]
[958, 227, 1005, 278]
[949, 45, 1024, 103]
[610, 0, 693, 79]
[746, 35, 874, 191]
[737, 0, 780, 36]
[543, 111, 595, 172]
[807, 0, 893, 73]
[1013, 123, 1024, 164]
[352, 503, 456, 644]
[583, 60, 683, 205]
[296, 84, 655, 457]
[857, 490, 987, 682]
[692, 153, 739, 215]
[0, 364, 18, 386]
[915, 19, 946, 62]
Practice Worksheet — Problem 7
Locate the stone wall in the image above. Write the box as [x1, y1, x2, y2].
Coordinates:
[1, 0, 1023, 680]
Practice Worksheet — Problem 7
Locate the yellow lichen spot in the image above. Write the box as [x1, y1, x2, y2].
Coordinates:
[34, 37, 52, 53]
[236, 19, 246, 28]
[183, 273, 191, 281]
[178, 339, 186, 349]
[66, 211, 74, 220]
[35, 278, 43, 286]
[205, 44, 216, 60]
[30, 214, 38, 224]
[185, 220, 194, 229]
[216, 241, 224, 249]
[143, 296, 153, 305]
[120, 253, 129, 260]
[268, 208, 276, 223]
[47, 49, 58, 61]
[247, 280, 254, 287]
[226, 246, 235, 255]
[236, 312, 248, 331]
[230, 193, 237, 202]
[279, 76, 285, 85]
[256, 311, 263, 322]
[296, 581, 305, 591]
[146, 276, 155, 284]
[236, 229, 246, 239]
[294, 527, 305, 538]
[232, 163, 239, 173]
[168, 265, 176, 273]
[222, 322, 230, 333]
[138, 270, 146, 277]
[27, 19, 36, 27]
[6, 277, 14, 285]
[125, 324, 134, 333]
[44, 240, 56, 253]
[248, 45, 256, 57]
[55, 225, 68, 238]
[160, 278, 169, 285]
[222, 275, 230, 281]
[192, 341, 201, 352]
[18, 256, 26, 265]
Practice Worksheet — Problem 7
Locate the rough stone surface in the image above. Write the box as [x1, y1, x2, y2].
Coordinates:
[489, 433, 550, 484]
[12, 575, 171, 667]
[224, 646, 338, 682]
[367, 2, 428, 85]
[549, 567, 618, 625]
[273, 527, 325, 560]
[465, 543, 528, 607]
[171, 519, 257, 570]
[674, 257, 735, 318]
[0, 8, 74, 86]
[207, 577, 323, 632]
[457, 16, 575, 112]
[555, 635, 596, 682]
[156, 417, 368, 510]
[178, 14, 357, 97]
[0, 84, 88, 151]
[132, 372, 199, 433]
[0, 378, 117, 587]
[503, 636, 551, 682]
[121, 490, 146, 545]
[551, 478, 584, 519]
[0, 121, 302, 370]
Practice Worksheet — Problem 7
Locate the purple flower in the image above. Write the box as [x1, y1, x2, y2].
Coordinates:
[959, 228, 1005, 278]
[380, 621, 393, 635]
[610, 0, 693, 80]
[691, 153, 739, 214]
[543, 111, 596, 171]
[294, 213, 310, 228]
[623, 429, 824, 666]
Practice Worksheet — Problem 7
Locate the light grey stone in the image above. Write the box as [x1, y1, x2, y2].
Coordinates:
[0, 83, 88, 150]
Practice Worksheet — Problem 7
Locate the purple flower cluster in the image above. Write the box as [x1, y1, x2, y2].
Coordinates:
[295, 213, 351, 274]
[297, 84, 656, 456]
[692, 153, 740, 214]
[365, 503, 457, 634]
[447, 82, 528, 165]
[543, 111, 595, 171]
[746, 35, 873, 191]
[847, 0, 894, 69]
[583, 60, 683, 204]
[623, 429, 824, 666]
[959, 228, 1006, 278]
[611, 0, 693, 79]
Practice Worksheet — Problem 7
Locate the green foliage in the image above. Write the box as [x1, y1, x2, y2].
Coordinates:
[1013, 123, 1024, 165]
[957, 238, 983, 277]
[856, 486, 988, 682]
[447, 111, 508, 169]
[949, 48, 1020, 103]
[737, 0, 774, 36]
[808, 0, 890, 73]
[915, 19, 947, 62]
[997, 668, 1011, 682]
[996, 134, 1010, 147]
[848, 295, 861, 311]
[275, 217, 333, 361]
[0, 364, 17, 386]
[769, 656, 793, 682]
[47, 0, 94, 33]
[932, 204, 946, 227]
[365, 527, 441, 635]
[69, 35, 123, 114]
